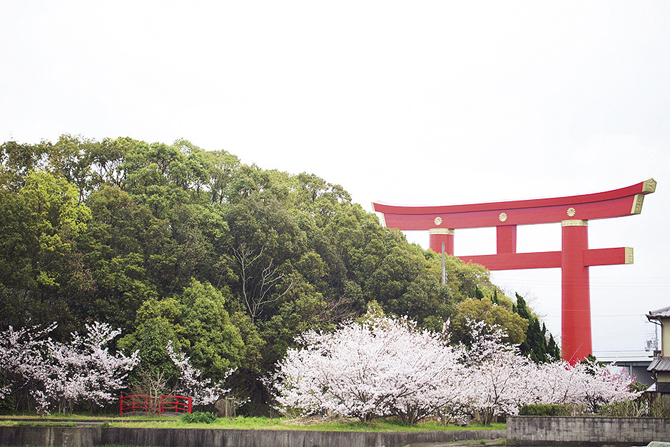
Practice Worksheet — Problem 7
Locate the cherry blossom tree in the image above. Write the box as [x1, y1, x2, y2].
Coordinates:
[0, 321, 139, 414]
[166, 341, 232, 406]
[530, 359, 639, 412]
[271, 313, 641, 425]
[271, 310, 464, 423]
[527, 359, 586, 406]
[458, 322, 534, 424]
[44, 322, 140, 413]
[579, 360, 640, 412]
[0, 323, 57, 413]
[459, 320, 640, 422]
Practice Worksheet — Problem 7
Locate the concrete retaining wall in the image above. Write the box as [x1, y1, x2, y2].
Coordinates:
[0, 426, 504, 447]
[507, 416, 670, 446]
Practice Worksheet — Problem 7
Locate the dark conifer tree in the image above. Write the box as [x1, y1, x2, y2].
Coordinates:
[515, 293, 557, 363]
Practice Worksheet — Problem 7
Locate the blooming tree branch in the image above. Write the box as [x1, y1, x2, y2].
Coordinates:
[166, 341, 233, 406]
[0, 321, 139, 415]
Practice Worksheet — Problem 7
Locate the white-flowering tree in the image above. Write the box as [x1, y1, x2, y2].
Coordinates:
[579, 360, 640, 412]
[528, 359, 587, 406]
[47, 322, 140, 413]
[166, 341, 232, 406]
[271, 310, 464, 423]
[531, 359, 639, 412]
[459, 320, 535, 424]
[0, 323, 56, 413]
[83, 322, 141, 407]
[460, 320, 640, 421]
[271, 312, 640, 425]
[0, 321, 139, 415]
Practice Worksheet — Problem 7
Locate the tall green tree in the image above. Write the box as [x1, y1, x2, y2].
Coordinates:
[0, 170, 92, 335]
[119, 279, 247, 383]
[515, 293, 560, 363]
[450, 297, 529, 346]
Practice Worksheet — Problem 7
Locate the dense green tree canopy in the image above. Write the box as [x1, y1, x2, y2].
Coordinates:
[0, 135, 555, 413]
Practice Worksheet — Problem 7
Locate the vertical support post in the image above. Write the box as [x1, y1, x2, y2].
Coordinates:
[497, 225, 517, 254]
[429, 228, 454, 255]
[441, 242, 446, 285]
[561, 220, 591, 364]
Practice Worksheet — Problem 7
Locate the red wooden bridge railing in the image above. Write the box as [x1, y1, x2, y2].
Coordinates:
[159, 395, 192, 415]
[119, 394, 192, 415]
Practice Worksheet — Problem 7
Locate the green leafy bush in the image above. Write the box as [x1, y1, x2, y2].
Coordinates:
[519, 404, 572, 416]
[0, 395, 15, 415]
[181, 411, 218, 424]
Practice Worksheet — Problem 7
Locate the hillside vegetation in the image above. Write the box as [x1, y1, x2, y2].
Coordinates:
[0, 135, 556, 413]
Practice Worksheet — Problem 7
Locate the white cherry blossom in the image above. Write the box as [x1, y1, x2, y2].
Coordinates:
[166, 341, 232, 406]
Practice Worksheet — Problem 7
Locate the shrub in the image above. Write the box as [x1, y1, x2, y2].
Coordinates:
[181, 411, 218, 424]
[651, 396, 670, 418]
[519, 404, 572, 416]
[0, 395, 15, 415]
[599, 399, 647, 417]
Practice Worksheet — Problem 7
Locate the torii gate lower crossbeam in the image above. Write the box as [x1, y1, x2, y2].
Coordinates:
[373, 179, 656, 364]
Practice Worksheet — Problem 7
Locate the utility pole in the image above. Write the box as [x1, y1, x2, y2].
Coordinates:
[441, 242, 446, 285]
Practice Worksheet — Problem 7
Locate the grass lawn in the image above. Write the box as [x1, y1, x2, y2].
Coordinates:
[0, 414, 505, 432]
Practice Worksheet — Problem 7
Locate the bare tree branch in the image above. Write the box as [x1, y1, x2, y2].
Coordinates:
[233, 244, 294, 322]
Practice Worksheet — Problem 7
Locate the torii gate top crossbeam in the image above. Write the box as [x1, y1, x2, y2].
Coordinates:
[373, 179, 656, 230]
[373, 179, 656, 365]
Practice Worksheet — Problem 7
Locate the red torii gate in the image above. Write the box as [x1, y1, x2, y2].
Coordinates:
[373, 179, 656, 364]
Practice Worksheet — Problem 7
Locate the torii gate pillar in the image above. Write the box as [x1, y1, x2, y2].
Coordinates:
[561, 220, 591, 362]
[374, 179, 656, 364]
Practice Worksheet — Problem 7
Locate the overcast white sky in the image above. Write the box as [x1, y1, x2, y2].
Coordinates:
[2, 1, 669, 360]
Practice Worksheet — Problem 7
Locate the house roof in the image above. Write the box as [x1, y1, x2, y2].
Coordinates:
[647, 306, 670, 322]
[646, 383, 670, 393]
[648, 357, 670, 372]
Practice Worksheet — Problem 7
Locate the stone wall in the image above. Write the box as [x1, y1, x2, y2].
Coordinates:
[0, 425, 504, 447]
[507, 416, 670, 446]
